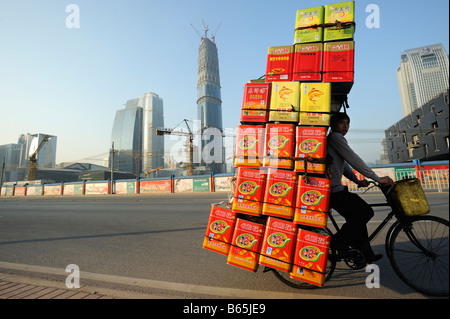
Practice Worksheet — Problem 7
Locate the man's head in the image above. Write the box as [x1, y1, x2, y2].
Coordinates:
[330, 112, 350, 136]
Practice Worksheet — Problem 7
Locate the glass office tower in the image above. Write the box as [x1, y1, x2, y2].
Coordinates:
[141, 92, 164, 174]
[397, 43, 449, 116]
[110, 92, 164, 176]
[197, 36, 224, 174]
[110, 99, 143, 175]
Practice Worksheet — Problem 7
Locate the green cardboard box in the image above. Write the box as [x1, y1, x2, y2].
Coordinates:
[293, 6, 324, 44]
[323, 1, 355, 41]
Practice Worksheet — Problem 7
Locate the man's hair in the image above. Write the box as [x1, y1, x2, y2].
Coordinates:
[330, 112, 350, 128]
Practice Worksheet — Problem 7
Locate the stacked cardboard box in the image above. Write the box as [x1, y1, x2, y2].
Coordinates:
[204, 1, 357, 286]
[323, 1, 355, 42]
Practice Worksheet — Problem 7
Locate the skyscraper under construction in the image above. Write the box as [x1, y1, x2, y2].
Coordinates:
[194, 22, 224, 174]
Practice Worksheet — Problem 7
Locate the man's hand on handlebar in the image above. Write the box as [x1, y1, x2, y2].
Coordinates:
[356, 179, 370, 187]
[378, 176, 395, 188]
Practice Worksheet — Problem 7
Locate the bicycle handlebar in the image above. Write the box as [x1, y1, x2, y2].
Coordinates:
[361, 180, 395, 197]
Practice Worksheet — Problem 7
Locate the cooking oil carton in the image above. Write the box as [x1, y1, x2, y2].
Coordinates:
[298, 112, 331, 126]
[300, 82, 331, 113]
[259, 217, 297, 272]
[227, 218, 265, 272]
[240, 82, 271, 123]
[294, 176, 331, 228]
[262, 168, 297, 219]
[294, 126, 327, 174]
[269, 82, 300, 122]
[232, 167, 267, 216]
[290, 228, 330, 286]
[203, 204, 237, 256]
[323, 41, 355, 82]
[323, 1, 355, 41]
[265, 45, 294, 82]
[293, 43, 323, 82]
[293, 6, 324, 44]
[290, 265, 327, 287]
[263, 123, 296, 169]
[234, 125, 265, 168]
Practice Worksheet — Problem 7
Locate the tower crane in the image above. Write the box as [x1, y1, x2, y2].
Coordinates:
[191, 20, 221, 42]
[156, 119, 193, 176]
[211, 21, 222, 43]
[26, 135, 50, 181]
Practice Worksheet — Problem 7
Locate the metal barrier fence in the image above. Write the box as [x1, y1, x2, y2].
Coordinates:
[346, 169, 449, 193]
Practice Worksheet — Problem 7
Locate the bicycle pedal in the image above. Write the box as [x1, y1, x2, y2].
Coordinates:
[343, 249, 366, 270]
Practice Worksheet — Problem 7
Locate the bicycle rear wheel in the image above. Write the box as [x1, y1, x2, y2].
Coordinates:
[387, 215, 449, 296]
[270, 227, 336, 289]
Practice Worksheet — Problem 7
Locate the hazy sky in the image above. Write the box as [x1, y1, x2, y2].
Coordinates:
[0, 0, 448, 164]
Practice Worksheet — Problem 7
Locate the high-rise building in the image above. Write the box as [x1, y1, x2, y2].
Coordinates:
[141, 92, 164, 174]
[396, 43, 449, 116]
[110, 99, 143, 175]
[110, 92, 164, 176]
[195, 25, 224, 174]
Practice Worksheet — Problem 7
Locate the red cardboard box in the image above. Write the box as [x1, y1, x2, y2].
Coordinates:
[290, 228, 330, 286]
[232, 167, 267, 216]
[265, 45, 294, 82]
[293, 43, 323, 82]
[227, 218, 265, 272]
[203, 205, 237, 255]
[294, 126, 327, 174]
[263, 123, 295, 169]
[259, 217, 297, 272]
[322, 41, 354, 82]
[234, 125, 265, 168]
[240, 83, 271, 123]
[294, 176, 331, 228]
[262, 168, 297, 219]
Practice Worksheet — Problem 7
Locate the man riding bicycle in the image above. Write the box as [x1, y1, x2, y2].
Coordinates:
[327, 112, 394, 263]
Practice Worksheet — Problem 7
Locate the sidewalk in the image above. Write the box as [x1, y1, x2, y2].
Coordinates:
[0, 273, 115, 299]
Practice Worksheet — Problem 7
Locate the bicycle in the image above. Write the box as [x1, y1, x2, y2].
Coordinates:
[266, 180, 449, 297]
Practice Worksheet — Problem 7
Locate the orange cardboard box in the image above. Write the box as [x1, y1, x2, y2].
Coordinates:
[265, 45, 294, 82]
[240, 83, 271, 123]
[203, 205, 237, 255]
[290, 266, 326, 287]
[263, 123, 295, 169]
[227, 218, 265, 272]
[234, 125, 265, 168]
[259, 217, 297, 272]
[294, 176, 331, 228]
[290, 228, 330, 287]
[262, 168, 297, 219]
[294, 126, 327, 174]
[232, 168, 267, 216]
[292, 228, 330, 273]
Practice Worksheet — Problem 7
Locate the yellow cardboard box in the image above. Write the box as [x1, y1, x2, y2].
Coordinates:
[300, 82, 331, 112]
[269, 82, 300, 122]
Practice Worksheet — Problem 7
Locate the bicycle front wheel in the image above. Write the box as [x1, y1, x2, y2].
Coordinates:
[387, 215, 449, 296]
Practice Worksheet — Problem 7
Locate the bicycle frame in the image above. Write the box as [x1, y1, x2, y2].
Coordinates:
[328, 206, 397, 243]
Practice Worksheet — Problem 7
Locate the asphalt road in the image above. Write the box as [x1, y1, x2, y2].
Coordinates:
[0, 191, 448, 300]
